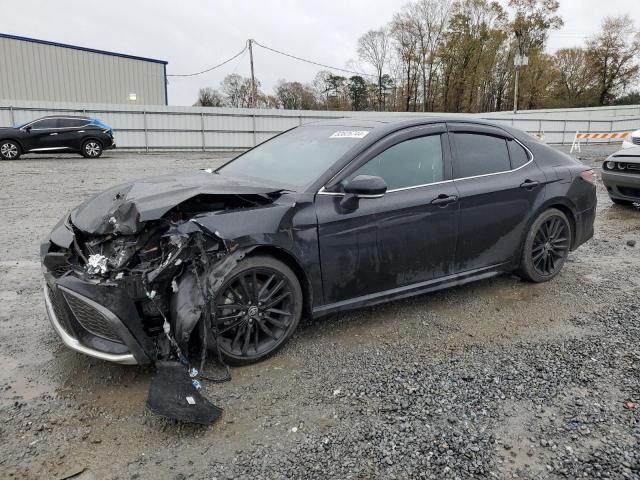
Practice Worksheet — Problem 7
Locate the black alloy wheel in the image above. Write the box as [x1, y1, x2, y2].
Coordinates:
[519, 208, 571, 283]
[211, 256, 302, 365]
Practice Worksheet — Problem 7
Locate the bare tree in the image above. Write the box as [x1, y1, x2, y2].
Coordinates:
[587, 15, 640, 105]
[390, 12, 419, 111]
[220, 74, 256, 108]
[406, 0, 452, 111]
[275, 80, 318, 110]
[357, 28, 390, 111]
[194, 87, 224, 107]
[553, 48, 595, 106]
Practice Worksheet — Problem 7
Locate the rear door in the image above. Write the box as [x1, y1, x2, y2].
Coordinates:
[315, 124, 459, 304]
[54, 118, 89, 150]
[448, 123, 547, 273]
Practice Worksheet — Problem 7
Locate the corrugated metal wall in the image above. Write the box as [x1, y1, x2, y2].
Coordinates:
[0, 36, 166, 105]
[1, 100, 638, 149]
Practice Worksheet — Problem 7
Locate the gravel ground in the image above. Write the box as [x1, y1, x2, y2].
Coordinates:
[0, 145, 639, 480]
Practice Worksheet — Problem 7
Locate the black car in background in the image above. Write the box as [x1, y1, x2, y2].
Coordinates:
[41, 116, 597, 367]
[0, 115, 115, 160]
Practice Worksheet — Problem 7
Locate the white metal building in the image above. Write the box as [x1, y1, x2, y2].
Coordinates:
[0, 33, 168, 105]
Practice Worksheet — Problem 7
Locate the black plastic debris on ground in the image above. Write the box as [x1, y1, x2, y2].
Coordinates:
[146, 361, 222, 425]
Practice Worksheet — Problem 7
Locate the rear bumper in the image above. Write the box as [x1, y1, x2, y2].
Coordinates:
[573, 205, 596, 249]
[43, 272, 154, 365]
[104, 138, 116, 150]
[601, 170, 640, 201]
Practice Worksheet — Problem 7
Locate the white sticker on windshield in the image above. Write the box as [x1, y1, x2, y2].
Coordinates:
[329, 130, 369, 139]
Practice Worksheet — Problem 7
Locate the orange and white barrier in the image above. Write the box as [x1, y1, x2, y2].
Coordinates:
[570, 131, 630, 153]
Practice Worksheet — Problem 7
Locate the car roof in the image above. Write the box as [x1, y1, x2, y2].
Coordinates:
[35, 115, 92, 120]
[306, 114, 510, 133]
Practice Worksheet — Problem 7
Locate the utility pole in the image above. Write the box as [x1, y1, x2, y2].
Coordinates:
[513, 30, 527, 115]
[513, 64, 520, 114]
[248, 39, 257, 108]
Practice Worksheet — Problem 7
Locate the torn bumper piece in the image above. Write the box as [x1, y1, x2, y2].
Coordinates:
[147, 362, 222, 424]
[44, 273, 155, 365]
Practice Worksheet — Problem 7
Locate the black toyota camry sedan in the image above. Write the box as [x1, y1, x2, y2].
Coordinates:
[41, 116, 596, 367]
[0, 115, 115, 160]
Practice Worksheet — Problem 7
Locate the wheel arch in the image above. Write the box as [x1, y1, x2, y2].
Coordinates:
[517, 197, 578, 264]
[82, 137, 103, 148]
[1, 137, 25, 152]
[248, 245, 313, 319]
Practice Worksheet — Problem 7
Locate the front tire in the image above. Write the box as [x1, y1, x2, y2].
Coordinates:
[518, 208, 571, 283]
[81, 140, 103, 158]
[0, 140, 21, 160]
[209, 255, 303, 365]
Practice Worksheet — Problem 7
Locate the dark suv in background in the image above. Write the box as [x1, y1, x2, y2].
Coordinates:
[0, 115, 115, 160]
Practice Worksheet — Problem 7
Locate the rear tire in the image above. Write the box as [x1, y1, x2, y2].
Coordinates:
[81, 140, 103, 158]
[208, 255, 303, 366]
[518, 208, 572, 283]
[0, 140, 21, 160]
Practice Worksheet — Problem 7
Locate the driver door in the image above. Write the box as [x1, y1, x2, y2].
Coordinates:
[23, 118, 61, 151]
[315, 124, 459, 306]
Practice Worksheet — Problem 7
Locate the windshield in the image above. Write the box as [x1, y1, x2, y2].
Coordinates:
[217, 126, 369, 189]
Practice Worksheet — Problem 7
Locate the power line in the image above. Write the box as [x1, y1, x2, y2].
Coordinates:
[167, 42, 248, 77]
[252, 40, 376, 78]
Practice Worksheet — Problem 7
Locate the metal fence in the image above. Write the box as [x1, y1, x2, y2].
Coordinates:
[1, 100, 639, 150]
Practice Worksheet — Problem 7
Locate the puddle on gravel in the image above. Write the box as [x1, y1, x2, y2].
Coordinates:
[0, 354, 57, 405]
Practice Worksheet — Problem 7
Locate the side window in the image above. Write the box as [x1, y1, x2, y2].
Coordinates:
[508, 139, 530, 169]
[453, 133, 510, 178]
[30, 118, 59, 129]
[58, 118, 87, 128]
[346, 135, 444, 190]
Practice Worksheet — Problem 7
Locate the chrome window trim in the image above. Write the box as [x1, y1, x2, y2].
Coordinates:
[21, 116, 93, 131]
[316, 136, 535, 197]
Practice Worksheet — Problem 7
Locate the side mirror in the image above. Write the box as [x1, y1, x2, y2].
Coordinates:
[340, 175, 387, 211]
[23, 126, 32, 133]
[343, 175, 387, 197]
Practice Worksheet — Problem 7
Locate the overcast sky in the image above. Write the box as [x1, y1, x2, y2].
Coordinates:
[1, 0, 637, 105]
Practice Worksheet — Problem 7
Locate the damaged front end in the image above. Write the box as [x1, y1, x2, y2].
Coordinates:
[41, 172, 282, 368]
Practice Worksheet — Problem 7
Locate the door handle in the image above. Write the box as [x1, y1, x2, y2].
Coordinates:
[49, 132, 58, 136]
[431, 194, 458, 207]
[520, 179, 540, 190]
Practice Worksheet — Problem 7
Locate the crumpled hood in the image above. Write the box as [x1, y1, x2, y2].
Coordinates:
[70, 170, 282, 235]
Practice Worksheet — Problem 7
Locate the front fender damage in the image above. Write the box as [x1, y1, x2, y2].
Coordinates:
[143, 229, 255, 425]
[170, 245, 252, 351]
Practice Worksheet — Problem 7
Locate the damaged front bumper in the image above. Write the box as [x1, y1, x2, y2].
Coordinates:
[43, 271, 154, 365]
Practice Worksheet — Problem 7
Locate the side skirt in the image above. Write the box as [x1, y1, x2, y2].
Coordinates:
[312, 263, 509, 318]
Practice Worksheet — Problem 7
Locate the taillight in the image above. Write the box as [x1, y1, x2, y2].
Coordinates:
[580, 169, 596, 185]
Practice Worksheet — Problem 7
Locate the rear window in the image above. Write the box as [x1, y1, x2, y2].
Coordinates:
[454, 133, 511, 178]
[59, 118, 88, 128]
[508, 140, 530, 169]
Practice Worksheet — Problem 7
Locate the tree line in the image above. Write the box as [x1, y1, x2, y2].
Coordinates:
[195, 0, 640, 113]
